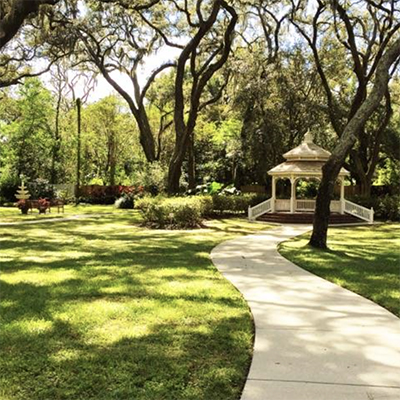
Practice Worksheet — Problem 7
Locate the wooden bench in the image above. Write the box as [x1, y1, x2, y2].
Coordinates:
[50, 199, 65, 213]
[28, 199, 64, 214]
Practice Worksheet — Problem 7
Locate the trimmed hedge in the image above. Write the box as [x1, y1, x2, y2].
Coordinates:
[136, 196, 207, 228]
[136, 194, 267, 228]
[211, 193, 267, 214]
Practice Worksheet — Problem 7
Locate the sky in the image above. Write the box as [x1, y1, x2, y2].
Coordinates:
[41, 45, 181, 103]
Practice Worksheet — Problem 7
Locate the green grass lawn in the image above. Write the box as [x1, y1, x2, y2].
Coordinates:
[0, 204, 127, 223]
[0, 209, 270, 400]
[279, 224, 400, 317]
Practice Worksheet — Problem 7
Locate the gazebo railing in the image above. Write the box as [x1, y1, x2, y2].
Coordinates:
[296, 199, 315, 211]
[248, 198, 272, 220]
[276, 199, 290, 211]
[248, 198, 374, 223]
[344, 199, 374, 223]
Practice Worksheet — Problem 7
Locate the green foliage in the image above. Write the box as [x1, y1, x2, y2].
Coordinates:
[82, 96, 140, 186]
[0, 78, 54, 181]
[209, 181, 223, 195]
[137, 193, 266, 228]
[134, 162, 167, 196]
[27, 178, 55, 199]
[188, 181, 223, 196]
[378, 195, 400, 221]
[136, 196, 205, 228]
[212, 193, 267, 214]
[296, 180, 319, 199]
[349, 194, 399, 221]
[374, 158, 400, 193]
[0, 168, 19, 203]
[55, 189, 75, 204]
[197, 195, 214, 217]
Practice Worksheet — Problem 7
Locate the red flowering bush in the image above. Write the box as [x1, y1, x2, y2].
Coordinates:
[38, 198, 50, 214]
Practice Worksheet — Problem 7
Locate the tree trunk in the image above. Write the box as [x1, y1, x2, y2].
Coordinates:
[109, 131, 116, 186]
[75, 98, 81, 201]
[50, 90, 62, 184]
[310, 36, 400, 249]
[166, 0, 237, 194]
[0, 0, 59, 50]
[310, 160, 342, 249]
[167, 154, 184, 194]
[167, 130, 190, 194]
[188, 132, 196, 190]
[137, 106, 157, 162]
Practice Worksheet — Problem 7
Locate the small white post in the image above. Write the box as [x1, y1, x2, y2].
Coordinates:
[271, 176, 276, 213]
[290, 177, 296, 214]
[248, 206, 252, 221]
[369, 207, 374, 224]
[340, 178, 345, 215]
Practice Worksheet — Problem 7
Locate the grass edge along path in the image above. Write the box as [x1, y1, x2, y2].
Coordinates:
[0, 211, 271, 400]
[278, 223, 400, 318]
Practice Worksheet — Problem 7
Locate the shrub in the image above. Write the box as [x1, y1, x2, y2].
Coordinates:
[136, 196, 204, 228]
[134, 163, 166, 195]
[38, 198, 50, 214]
[378, 195, 400, 221]
[198, 195, 214, 217]
[115, 196, 134, 209]
[0, 171, 19, 203]
[212, 194, 234, 214]
[136, 193, 268, 229]
[27, 178, 55, 199]
[55, 189, 75, 204]
[348, 195, 380, 211]
[212, 193, 267, 214]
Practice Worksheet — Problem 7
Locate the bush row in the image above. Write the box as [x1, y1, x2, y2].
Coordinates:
[136, 193, 267, 228]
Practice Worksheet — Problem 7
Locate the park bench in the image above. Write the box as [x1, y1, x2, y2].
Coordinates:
[28, 199, 64, 214]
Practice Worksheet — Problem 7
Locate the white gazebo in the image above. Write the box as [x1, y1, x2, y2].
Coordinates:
[248, 132, 374, 223]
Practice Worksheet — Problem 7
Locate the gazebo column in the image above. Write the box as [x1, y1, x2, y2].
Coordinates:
[340, 178, 345, 214]
[290, 177, 296, 213]
[271, 176, 276, 212]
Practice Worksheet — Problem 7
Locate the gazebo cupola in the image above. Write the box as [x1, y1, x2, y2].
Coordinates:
[267, 131, 349, 214]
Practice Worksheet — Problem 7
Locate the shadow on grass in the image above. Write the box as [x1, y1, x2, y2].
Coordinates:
[279, 224, 400, 317]
[1, 297, 251, 400]
[0, 216, 258, 400]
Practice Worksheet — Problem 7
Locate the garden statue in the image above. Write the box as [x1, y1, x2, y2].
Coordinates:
[15, 180, 31, 214]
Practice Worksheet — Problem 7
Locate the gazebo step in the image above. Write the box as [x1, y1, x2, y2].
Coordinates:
[257, 212, 361, 224]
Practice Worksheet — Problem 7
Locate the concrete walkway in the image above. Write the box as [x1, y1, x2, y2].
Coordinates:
[211, 224, 400, 400]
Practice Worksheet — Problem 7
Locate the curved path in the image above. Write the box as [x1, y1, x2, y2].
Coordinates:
[211, 224, 400, 400]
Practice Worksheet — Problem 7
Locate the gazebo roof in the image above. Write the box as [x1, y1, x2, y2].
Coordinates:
[268, 131, 349, 177]
[283, 131, 331, 161]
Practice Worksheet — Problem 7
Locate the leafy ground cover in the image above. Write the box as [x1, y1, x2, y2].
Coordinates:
[279, 224, 400, 317]
[0, 209, 270, 400]
[0, 204, 127, 223]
